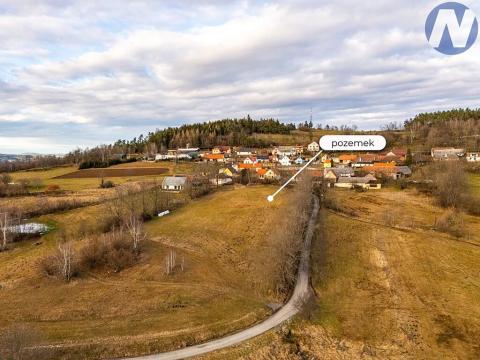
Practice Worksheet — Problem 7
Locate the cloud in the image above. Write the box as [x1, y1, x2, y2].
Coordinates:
[1, 0, 480, 153]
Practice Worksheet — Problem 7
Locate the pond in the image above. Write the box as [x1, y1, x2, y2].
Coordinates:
[8, 223, 50, 235]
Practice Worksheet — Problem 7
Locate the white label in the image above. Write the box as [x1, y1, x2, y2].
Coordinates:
[319, 135, 386, 151]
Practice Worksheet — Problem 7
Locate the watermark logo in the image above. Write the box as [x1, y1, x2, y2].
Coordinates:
[425, 2, 478, 55]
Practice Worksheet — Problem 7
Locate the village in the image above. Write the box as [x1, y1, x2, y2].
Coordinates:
[154, 142, 480, 192]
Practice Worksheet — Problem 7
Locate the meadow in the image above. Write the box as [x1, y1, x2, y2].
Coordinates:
[0, 185, 291, 359]
[201, 187, 480, 359]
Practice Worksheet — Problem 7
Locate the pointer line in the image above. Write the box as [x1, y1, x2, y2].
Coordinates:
[267, 150, 323, 202]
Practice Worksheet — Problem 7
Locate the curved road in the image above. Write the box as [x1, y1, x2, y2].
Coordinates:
[120, 195, 320, 360]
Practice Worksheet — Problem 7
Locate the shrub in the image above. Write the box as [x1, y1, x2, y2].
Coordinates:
[100, 179, 115, 188]
[79, 230, 139, 273]
[435, 209, 466, 238]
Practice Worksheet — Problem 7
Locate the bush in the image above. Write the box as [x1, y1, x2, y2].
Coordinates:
[435, 209, 466, 238]
[100, 179, 115, 188]
[79, 230, 139, 273]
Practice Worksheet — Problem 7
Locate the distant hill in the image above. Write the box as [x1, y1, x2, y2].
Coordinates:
[403, 108, 480, 151]
[113, 117, 298, 153]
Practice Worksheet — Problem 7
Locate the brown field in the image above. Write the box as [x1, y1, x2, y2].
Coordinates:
[204, 187, 480, 359]
[54, 167, 169, 179]
[0, 185, 292, 359]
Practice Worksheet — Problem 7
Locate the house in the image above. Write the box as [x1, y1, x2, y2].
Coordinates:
[236, 147, 256, 156]
[279, 156, 291, 166]
[352, 154, 378, 168]
[338, 154, 357, 165]
[210, 174, 233, 186]
[307, 141, 320, 152]
[431, 147, 465, 161]
[219, 166, 237, 177]
[243, 156, 258, 165]
[238, 163, 262, 170]
[385, 149, 407, 158]
[256, 155, 270, 163]
[334, 174, 381, 190]
[295, 145, 304, 155]
[258, 168, 281, 181]
[323, 159, 333, 168]
[274, 146, 296, 157]
[178, 147, 200, 154]
[155, 153, 168, 161]
[162, 176, 187, 191]
[363, 164, 412, 180]
[467, 152, 480, 162]
[323, 168, 355, 183]
[212, 146, 231, 155]
[294, 157, 305, 165]
[203, 154, 225, 162]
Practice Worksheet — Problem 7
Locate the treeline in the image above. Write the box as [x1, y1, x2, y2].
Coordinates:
[0, 155, 68, 173]
[403, 108, 480, 150]
[115, 116, 296, 153]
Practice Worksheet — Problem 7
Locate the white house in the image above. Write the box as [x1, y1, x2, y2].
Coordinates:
[243, 156, 258, 165]
[467, 152, 480, 162]
[307, 141, 320, 152]
[162, 177, 187, 191]
[279, 156, 291, 166]
[274, 146, 296, 157]
[294, 157, 305, 165]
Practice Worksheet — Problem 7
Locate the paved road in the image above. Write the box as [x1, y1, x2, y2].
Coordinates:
[120, 195, 320, 360]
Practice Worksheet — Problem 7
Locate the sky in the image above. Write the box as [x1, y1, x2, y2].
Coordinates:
[1, 0, 480, 154]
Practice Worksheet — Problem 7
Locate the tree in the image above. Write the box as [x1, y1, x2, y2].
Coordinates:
[0, 173, 12, 185]
[57, 241, 75, 281]
[0, 211, 12, 251]
[123, 212, 146, 253]
[405, 148, 413, 166]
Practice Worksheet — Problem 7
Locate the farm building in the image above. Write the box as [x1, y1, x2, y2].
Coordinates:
[431, 147, 465, 161]
[162, 177, 187, 191]
[334, 174, 381, 190]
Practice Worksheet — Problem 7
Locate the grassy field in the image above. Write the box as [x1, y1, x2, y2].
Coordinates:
[469, 173, 480, 197]
[205, 187, 480, 359]
[8, 161, 196, 192]
[0, 185, 291, 359]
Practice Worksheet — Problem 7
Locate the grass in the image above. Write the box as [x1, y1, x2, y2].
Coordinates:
[469, 173, 480, 197]
[208, 188, 480, 359]
[0, 185, 290, 359]
[7, 162, 196, 192]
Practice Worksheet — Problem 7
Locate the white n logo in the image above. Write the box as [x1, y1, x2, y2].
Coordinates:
[429, 9, 476, 47]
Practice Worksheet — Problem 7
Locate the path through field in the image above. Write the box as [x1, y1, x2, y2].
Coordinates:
[119, 195, 320, 360]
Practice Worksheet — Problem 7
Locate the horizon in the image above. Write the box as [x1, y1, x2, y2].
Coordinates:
[1, 0, 480, 154]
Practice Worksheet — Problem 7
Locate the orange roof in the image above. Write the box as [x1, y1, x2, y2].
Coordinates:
[339, 154, 357, 161]
[323, 159, 332, 163]
[204, 154, 224, 160]
[257, 169, 267, 176]
[238, 163, 262, 169]
[369, 161, 396, 167]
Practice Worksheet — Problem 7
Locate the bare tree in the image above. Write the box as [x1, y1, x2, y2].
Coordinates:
[165, 249, 176, 275]
[0, 211, 11, 251]
[123, 212, 146, 253]
[57, 241, 75, 281]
